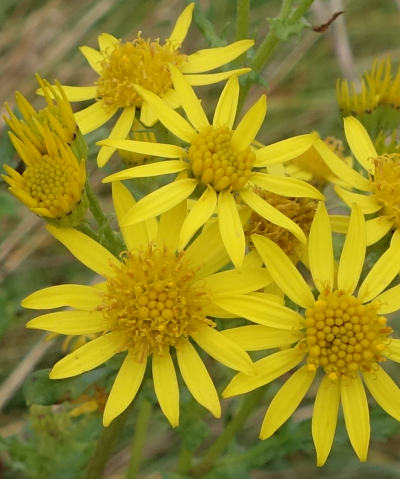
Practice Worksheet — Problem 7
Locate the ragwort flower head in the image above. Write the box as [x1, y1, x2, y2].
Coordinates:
[223, 203, 400, 465]
[100, 68, 323, 269]
[50, 3, 253, 167]
[22, 182, 279, 427]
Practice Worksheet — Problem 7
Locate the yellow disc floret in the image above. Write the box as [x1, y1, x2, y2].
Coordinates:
[188, 126, 255, 191]
[372, 153, 400, 228]
[100, 247, 213, 361]
[96, 34, 186, 109]
[305, 290, 392, 379]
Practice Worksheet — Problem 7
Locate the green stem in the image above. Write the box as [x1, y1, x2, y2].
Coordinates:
[236, 0, 250, 40]
[191, 388, 265, 477]
[84, 179, 123, 255]
[76, 222, 99, 242]
[125, 397, 153, 479]
[188, 0, 225, 47]
[83, 410, 129, 479]
[176, 446, 193, 475]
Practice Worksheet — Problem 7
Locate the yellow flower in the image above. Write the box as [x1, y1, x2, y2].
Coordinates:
[49, 3, 253, 167]
[222, 203, 400, 465]
[118, 119, 157, 165]
[21, 182, 277, 427]
[314, 116, 399, 245]
[99, 69, 322, 269]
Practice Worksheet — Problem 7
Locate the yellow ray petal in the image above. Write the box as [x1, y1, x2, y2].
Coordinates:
[50, 331, 125, 379]
[231, 95, 266, 151]
[341, 374, 370, 462]
[240, 188, 306, 243]
[185, 220, 230, 279]
[176, 340, 220, 418]
[308, 202, 334, 292]
[251, 234, 314, 308]
[203, 267, 271, 295]
[363, 366, 400, 421]
[329, 214, 349, 234]
[170, 64, 209, 130]
[123, 179, 197, 227]
[22, 284, 102, 310]
[27, 310, 113, 335]
[152, 352, 179, 427]
[376, 284, 400, 314]
[358, 241, 400, 302]
[178, 186, 217, 250]
[334, 185, 381, 214]
[134, 84, 196, 142]
[260, 365, 315, 439]
[111, 181, 149, 250]
[385, 339, 400, 362]
[157, 200, 187, 251]
[221, 325, 303, 351]
[79, 46, 103, 74]
[103, 159, 188, 183]
[98, 32, 119, 52]
[185, 68, 251, 86]
[213, 293, 304, 329]
[192, 326, 254, 375]
[312, 375, 340, 467]
[366, 216, 393, 246]
[250, 172, 324, 200]
[162, 88, 181, 109]
[103, 352, 146, 426]
[254, 133, 318, 167]
[51, 85, 97, 101]
[223, 348, 305, 397]
[338, 204, 366, 294]
[213, 76, 239, 129]
[182, 40, 254, 73]
[167, 2, 194, 48]
[217, 190, 245, 269]
[46, 225, 121, 278]
[344, 116, 377, 174]
[139, 101, 158, 127]
[313, 139, 371, 191]
[74, 102, 118, 135]
[97, 106, 135, 167]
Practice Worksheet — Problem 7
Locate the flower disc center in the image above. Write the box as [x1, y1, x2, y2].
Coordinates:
[372, 153, 400, 228]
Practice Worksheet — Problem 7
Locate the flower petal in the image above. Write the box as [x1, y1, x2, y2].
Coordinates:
[167, 2, 194, 48]
[338, 203, 366, 294]
[308, 202, 334, 292]
[223, 348, 305, 397]
[176, 341, 220, 418]
[50, 331, 125, 379]
[363, 365, 400, 421]
[221, 325, 303, 351]
[192, 326, 254, 375]
[240, 188, 306, 243]
[213, 76, 239, 129]
[79, 46, 103, 74]
[358, 241, 400, 302]
[103, 352, 146, 426]
[134, 85, 196, 143]
[334, 186, 380, 213]
[74, 102, 118, 135]
[385, 339, 400, 362]
[251, 234, 314, 308]
[170, 64, 209, 130]
[329, 214, 349, 234]
[97, 107, 135, 167]
[27, 310, 113, 335]
[366, 216, 393, 246]
[254, 133, 318, 167]
[375, 284, 400, 314]
[231, 95, 266, 151]
[213, 293, 304, 329]
[157, 200, 187, 251]
[217, 190, 245, 269]
[53, 85, 97, 101]
[250, 172, 324, 200]
[139, 101, 158, 127]
[152, 351, 179, 427]
[102, 159, 188, 183]
[312, 375, 340, 466]
[178, 186, 217, 250]
[204, 268, 271, 295]
[185, 68, 251, 86]
[46, 225, 120, 277]
[181, 40, 254, 73]
[122, 179, 197, 227]
[313, 139, 371, 191]
[22, 284, 102, 310]
[98, 33, 119, 52]
[344, 116, 377, 174]
[260, 365, 315, 439]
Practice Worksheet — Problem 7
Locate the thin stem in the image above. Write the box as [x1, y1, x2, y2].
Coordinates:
[176, 446, 193, 475]
[189, 0, 225, 47]
[83, 410, 129, 479]
[76, 222, 99, 242]
[191, 388, 265, 477]
[125, 397, 153, 479]
[236, 0, 250, 40]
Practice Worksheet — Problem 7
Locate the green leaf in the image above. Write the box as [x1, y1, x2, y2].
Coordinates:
[267, 17, 308, 41]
